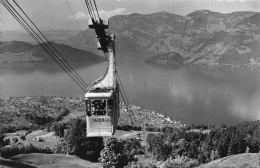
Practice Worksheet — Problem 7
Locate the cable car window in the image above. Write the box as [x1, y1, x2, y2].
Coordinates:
[86, 100, 91, 116]
[108, 99, 113, 116]
[91, 99, 107, 116]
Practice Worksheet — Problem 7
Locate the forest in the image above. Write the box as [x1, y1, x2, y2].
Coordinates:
[1, 119, 260, 167]
[146, 121, 260, 163]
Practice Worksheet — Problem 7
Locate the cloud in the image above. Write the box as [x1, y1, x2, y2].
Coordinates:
[216, 0, 246, 1]
[98, 8, 127, 19]
[67, 12, 88, 20]
[66, 8, 126, 20]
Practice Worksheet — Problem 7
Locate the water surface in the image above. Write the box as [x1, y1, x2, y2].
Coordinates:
[1, 60, 260, 125]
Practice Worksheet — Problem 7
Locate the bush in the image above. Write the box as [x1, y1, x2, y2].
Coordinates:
[0, 134, 10, 148]
[99, 137, 137, 168]
[51, 122, 65, 137]
[121, 125, 127, 131]
[56, 139, 67, 154]
[117, 125, 122, 130]
[25, 129, 32, 136]
[0, 144, 53, 158]
[159, 156, 199, 168]
[124, 162, 150, 168]
[139, 156, 199, 168]
[133, 126, 138, 131]
[20, 134, 26, 141]
[46, 125, 51, 132]
[121, 138, 142, 157]
[13, 137, 18, 143]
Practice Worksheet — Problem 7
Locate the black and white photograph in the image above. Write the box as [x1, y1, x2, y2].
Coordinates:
[1, 0, 260, 167]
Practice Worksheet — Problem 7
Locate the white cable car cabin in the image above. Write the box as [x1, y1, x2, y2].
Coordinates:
[85, 86, 119, 137]
[85, 18, 120, 137]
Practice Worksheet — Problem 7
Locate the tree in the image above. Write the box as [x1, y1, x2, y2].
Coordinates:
[0, 134, 10, 148]
[146, 133, 156, 153]
[121, 138, 142, 161]
[154, 142, 172, 161]
[199, 141, 211, 163]
[51, 122, 65, 137]
[148, 134, 172, 161]
[186, 140, 200, 159]
[210, 150, 220, 161]
[65, 119, 103, 160]
[99, 137, 135, 168]
[20, 134, 26, 141]
[173, 139, 189, 158]
[13, 137, 18, 144]
[217, 131, 230, 157]
[228, 133, 246, 155]
[56, 139, 67, 154]
[245, 146, 250, 153]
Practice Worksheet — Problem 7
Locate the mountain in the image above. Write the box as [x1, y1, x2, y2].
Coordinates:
[0, 41, 104, 63]
[0, 30, 80, 44]
[64, 10, 260, 66]
[149, 11, 260, 66]
[65, 11, 190, 55]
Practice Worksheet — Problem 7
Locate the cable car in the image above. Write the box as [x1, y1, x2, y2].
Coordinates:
[85, 18, 120, 137]
[85, 85, 119, 137]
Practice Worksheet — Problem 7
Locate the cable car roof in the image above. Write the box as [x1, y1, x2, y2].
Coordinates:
[85, 89, 114, 99]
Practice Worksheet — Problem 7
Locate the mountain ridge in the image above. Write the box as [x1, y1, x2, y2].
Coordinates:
[0, 41, 104, 64]
[62, 10, 260, 67]
[2, 10, 260, 67]
[0, 29, 80, 44]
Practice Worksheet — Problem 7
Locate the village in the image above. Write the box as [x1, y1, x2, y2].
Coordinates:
[0, 96, 185, 135]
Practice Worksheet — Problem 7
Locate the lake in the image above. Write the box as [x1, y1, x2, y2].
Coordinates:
[1, 59, 260, 125]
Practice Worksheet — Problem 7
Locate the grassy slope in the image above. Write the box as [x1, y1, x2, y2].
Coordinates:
[4, 130, 57, 150]
[1, 153, 100, 168]
[199, 153, 260, 168]
[2, 152, 259, 168]
[4, 129, 149, 151]
[0, 157, 37, 168]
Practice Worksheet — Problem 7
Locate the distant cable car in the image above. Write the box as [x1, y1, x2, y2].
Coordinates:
[85, 18, 120, 137]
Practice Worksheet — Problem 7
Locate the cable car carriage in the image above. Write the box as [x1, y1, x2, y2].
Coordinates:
[85, 85, 119, 137]
[85, 18, 120, 137]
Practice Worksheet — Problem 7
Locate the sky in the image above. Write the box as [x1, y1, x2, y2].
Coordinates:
[0, 0, 260, 31]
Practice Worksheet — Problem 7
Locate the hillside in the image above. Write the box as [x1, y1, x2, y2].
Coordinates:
[0, 153, 101, 168]
[1, 150, 259, 168]
[0, 41, 104, 63]
[64, 10, 260, 67]
[0, 96, 184, 134]
[0, 96, 85, 133]
[199, 153, 260, 168]
[1, 97, 260, 168]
